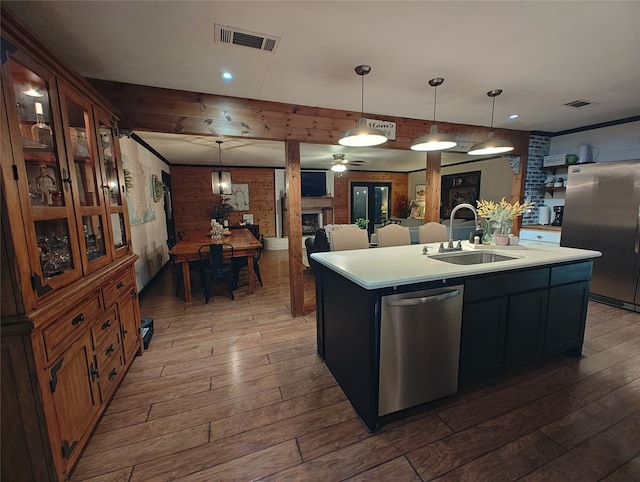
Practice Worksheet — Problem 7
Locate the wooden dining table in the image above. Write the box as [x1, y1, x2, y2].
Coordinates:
[168, 228, 263, 302]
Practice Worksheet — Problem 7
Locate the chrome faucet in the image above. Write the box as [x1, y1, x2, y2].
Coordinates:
[442, 203, 480, 251]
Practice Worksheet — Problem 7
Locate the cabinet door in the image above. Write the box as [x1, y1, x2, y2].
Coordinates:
[119, 290, 142, 364]
[1, 52, 82, 298]
[94, 107, 131, 259]
[459, 297, 507, 385]
[506, 290, 549, 369]
[545, 281, 590, 356]
[46, 331, 100, 475]
[58, 82, 112, 274]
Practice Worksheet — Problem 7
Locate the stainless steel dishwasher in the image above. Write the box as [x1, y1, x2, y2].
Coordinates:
[378, 285, 464, 416]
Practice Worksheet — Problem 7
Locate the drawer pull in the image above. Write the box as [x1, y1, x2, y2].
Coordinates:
[116, 281, 125, 289]
[105, 344, 115, 356]
[537, 235, 543, 239]
[71, 313, 85, 326]
[101, 320, 111, 330]
[108, 368, 118, 380]
[89, 363, 99, 382]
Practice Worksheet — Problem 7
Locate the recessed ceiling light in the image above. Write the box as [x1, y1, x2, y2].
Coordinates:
[220, 71, 233, 80]
[509, 114, 519, 119]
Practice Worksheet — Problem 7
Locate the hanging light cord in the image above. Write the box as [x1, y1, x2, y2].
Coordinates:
[489, 95, 496, 132]
[360, 74, 365, 117]
[432, 85, 438, 123]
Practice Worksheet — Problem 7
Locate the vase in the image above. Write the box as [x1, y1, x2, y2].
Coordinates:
[493, 220, 513, 244]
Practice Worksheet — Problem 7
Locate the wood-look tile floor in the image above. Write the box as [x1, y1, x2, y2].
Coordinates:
[71, 250, 640, 481]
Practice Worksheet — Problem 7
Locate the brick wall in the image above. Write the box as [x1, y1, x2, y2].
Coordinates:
[523, 135, 551, 224]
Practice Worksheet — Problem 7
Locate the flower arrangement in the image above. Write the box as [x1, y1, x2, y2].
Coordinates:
[208, 196, 234, 220]
[476, 197, 534, 237]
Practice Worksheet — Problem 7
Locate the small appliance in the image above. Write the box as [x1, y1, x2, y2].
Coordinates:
[551, 206, 564, 226]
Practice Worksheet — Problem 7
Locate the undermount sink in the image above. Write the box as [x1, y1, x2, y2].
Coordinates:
[431, 251, 518, 265]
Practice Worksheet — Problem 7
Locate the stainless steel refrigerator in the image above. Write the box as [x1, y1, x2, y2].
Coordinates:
[561, 160, 640, 312]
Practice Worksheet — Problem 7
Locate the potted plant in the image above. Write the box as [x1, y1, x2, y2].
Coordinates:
[208, 196, 234, 222]
[476, 197, 533, 245]
[355, 218, 369, 229]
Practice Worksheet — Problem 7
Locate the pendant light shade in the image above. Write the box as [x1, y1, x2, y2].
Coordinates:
[211, 140, 232, 195]
[468, 89, 514, 156]
[339, 65, 388, 148]
[411, 78, 457, 152]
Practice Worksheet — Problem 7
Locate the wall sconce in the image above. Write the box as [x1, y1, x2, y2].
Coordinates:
[211, 140, 232, 195]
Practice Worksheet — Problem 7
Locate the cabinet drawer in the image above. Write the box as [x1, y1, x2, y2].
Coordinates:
[464, 268, 549, 302]
[42, 292, 102, 361]
[91, 307, 119, 350]
[519, 229, 561, 245]
[550, 262, 592, 286]
[102, 269, 134, 308]
[98, 353, 124, 404]
[94, 326, 122, 372]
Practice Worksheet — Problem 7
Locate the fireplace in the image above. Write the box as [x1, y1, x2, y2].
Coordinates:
[302, 211, 322, 235]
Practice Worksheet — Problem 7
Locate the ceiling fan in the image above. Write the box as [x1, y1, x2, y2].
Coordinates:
[330, 153, 366, 172]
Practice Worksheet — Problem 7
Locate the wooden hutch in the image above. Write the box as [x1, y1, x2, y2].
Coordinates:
[1, 8, 142, 481]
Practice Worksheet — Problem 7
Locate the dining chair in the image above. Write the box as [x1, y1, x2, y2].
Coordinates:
[330, 226, 369, 251]
[167, 236, 201, 298]
[376, 224, 411, 247]
[418, 222, 448, 243]
[198, 243, 235, 303]
[232, 234, 264, 289]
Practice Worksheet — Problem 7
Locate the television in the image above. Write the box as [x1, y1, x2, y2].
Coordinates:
[301, 171, 326, 197]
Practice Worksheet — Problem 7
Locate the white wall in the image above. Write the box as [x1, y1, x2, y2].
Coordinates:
[120, 137, 169, 291]
[409, 157, 513, 219]
[549, 121, 640, 163]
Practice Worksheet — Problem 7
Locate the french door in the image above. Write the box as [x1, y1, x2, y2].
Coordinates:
[351, 182, 391, 235]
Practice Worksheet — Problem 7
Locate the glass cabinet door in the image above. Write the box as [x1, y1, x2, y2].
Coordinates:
[2, 54, 82, 293]
[95, 107, 130, 258]
[58, 83, 111, 273]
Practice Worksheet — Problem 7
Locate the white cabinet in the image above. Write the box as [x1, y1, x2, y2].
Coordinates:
[519, 228, 561, 247]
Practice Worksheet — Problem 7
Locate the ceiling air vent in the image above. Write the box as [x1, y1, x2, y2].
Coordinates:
[215, 24, 280, 53]
[564, 99, 596, 109]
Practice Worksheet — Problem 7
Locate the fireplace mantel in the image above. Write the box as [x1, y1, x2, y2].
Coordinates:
[282, 195, 334, 236]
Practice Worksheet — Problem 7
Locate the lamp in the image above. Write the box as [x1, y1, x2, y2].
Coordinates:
[211, 140, 232, 195]
[331, 153, 348, 172]
[468, 89, 514, 156]
[338, 65, 388, 147]
[411, 78, 457, 151]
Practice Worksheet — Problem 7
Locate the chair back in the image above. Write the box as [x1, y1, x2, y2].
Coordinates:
[418, 222, 448, 243]
[330, 226, 369, 251]
[377, 224, 411, 247]
[199, 243, 233, 273]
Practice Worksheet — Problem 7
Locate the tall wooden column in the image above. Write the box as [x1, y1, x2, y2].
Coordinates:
[424, 151, 442, 222]
[285, 140, 304, 316]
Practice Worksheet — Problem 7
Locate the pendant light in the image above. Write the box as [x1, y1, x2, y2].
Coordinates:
[338, 65, 388, 147]
[211, 140, 232, 195]
[411, 77, 457, 151]
[468, 89, 514, 156]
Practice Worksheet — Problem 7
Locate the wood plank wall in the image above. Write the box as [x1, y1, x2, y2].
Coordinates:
[333, 171, 409, 223]
[171, 166, 276, 237]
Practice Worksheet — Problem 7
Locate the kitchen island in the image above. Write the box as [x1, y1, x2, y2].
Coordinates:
[311, 243, 601, 431]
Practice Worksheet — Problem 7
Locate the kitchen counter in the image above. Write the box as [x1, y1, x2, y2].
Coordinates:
[312, 243, 601, 431]
[311, 242, 600, 290]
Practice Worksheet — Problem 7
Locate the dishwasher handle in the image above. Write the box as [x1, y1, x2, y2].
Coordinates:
[386, 289, 461, 307]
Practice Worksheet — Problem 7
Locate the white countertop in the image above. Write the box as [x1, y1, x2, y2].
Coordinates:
[311, 241, 601, 290]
